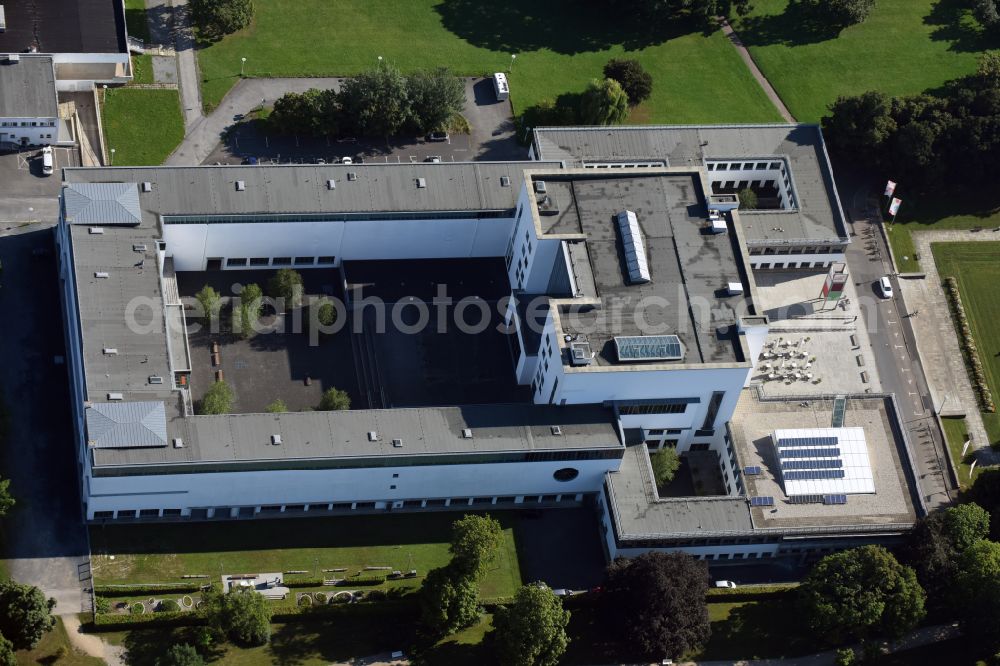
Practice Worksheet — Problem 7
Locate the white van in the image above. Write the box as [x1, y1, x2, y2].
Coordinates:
[493, 72, 509, 102]
[41, 146, 54, 176]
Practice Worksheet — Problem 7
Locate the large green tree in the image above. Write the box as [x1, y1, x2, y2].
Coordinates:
[157, 643, 205, 666]
[419, 565, 480, 635]
[967, 469, 1000, 541]
[189, 0, 254, 40]
[954, 538, 1000, 646]
[198, 380, 234, 415]
[0, 635, 14, 666]
[603, 59, 653, 107]
[493, 584, 571, 666]
[340, 63, 411, 139]
[810, 0, 876, 25]
[799, 545, 925, 643]
[0, 581, 55, 650]
[407, 68, 465, 133]
[602, 552, 711, 660]
[607, 0, 752, 24]
[267, 268, 304, 310]
[317, 387, 351, 411]
[0, 478, 14, 517]
[649, 448, 680, 487]
[203, 588, 271, 646]
[579, 78, 630, 126]
[269, 89, 340, 137]
[195, 285, 222, 326]
[449, 514, 504, 580]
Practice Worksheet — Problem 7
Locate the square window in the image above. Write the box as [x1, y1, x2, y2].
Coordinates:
[317, 256, 336, 265]
[294, 257, 315, 266]
[272, 257, 292, 266]
[226, 258, 248, 267]
[249, 257, 269, 266]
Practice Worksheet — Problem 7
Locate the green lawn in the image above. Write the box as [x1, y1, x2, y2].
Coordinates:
[737, 0, 991, 122]
[130, 54, 154, 85]
[100, 88, 185, 165]
[124, 0, 151, 44]
[691, 599, 812, 661]
[887, 193, 1000, 273]
[932, 242, 1000, 447]
[195, 0, 781, 120]
[941, 416, 983, 489]
[90, 512, 522, 600]
[16, 617, 104, 666]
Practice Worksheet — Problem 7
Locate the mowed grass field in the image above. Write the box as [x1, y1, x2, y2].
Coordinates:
[887, 194, 1000, 273]
[932, 242, 1000, 446]
[89, 512, 522, 600]
[195, 0, 781, 122]
[737, 0, 990, 122]
[100, 89, 185, 165]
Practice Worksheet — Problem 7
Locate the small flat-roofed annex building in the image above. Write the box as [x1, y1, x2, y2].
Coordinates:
[0, 0, 132, 89]
[0, 54, 62, 147]
[530, 125, 851, 271]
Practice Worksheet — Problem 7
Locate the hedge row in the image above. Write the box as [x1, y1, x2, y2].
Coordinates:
[706, 583, 798, 602]
[944, 277, 995, 412]
[92, 610, 204, 630]
[338, 575, 386, 586]
[283, 578, 325, 588]
[95, 582, 205, 596]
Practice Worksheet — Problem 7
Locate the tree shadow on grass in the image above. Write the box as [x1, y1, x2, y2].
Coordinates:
[434, 0, 701, 56]
[121, 627, 225, 665]
[738, 1, 848, 48]
[924, 0, 1000, 53]
[699, 599, 812, 660]
[267, 607, 420, 666]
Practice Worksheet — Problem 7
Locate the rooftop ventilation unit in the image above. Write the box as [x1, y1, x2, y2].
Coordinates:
[107, 392, 124, 401]
[347, 172, 358, 181]
[271, 434, 282, 446]
[368, 431, 379, 442]
[550, 425, 562, 436]
[141, 182, 152, 193]
[569, 340, 594, 366]
[726, 282, 744, 296]
[133, 243, 147, 252]
[326, 179, 336, 190]
[173, 438, 184, 448]
[89, 227, 104, 234]
[708, 209, 727, 233]
[614, 335, 684, 362]
[148, 375, 164, 385]
[392, 438, 403, 448]
[415, 177, 427, 189]
[537, 194, 559, 216]
[462, 428, 473, 439]
[615, 210, 650, 284]
[235, 180, 246, 191]
[95, 271, 109, 279]
[102, 347, 118, 355]
[5, 54, 19, 63]
[500, 176, 511, 187]
[534, 180, 547, 194]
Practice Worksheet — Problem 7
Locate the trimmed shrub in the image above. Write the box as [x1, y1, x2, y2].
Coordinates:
[337, 575, 385, 586]
[95, 583, 203, 596]
[93, 610, 200, 630]
[297, 594, 313, 607]
[944, 277, 995, 412]
[282, 577, 325, 588]
[159, 599, 182, 612]
[130, 602, 145, 615]
[95, 597, 112, 614]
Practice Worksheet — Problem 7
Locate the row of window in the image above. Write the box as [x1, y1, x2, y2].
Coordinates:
[620, 402, 688, 415]
[754, 261, 833, 270]
[749, 246, 842, 255]
[0, 120, 56, 127]
[225, 256, 336, 268]
[708, 161, 783, 172]
[165, 210, 513, 225]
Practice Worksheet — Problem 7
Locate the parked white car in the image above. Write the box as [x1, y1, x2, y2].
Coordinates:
[41, 146, 54, 176]
[878, 276, 893, 299]
[714, 580, 737, 589]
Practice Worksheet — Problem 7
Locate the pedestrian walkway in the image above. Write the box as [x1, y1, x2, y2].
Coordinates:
[717, 17, 795, 123]
[900, 229, 1000, 458]
[144, 0, 203, 130]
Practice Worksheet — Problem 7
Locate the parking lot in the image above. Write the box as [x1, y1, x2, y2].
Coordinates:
[201, 77, 525, 166]
[0, 147, 78, 224]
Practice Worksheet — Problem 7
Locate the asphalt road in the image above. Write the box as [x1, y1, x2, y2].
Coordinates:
[839, 181, 954, 512]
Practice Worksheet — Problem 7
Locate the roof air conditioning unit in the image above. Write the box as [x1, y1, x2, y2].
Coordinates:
[392, 438, 403, 448]
[102, 347, 118, 355]
[550, 425, 562, 436]
[271, 434, 282, 446]
[89, 227, 104, 234]
[148, 375, 164, 385]
[107, 392, 124, 401]
[141, 182, 152, 192]
[500, 176, 511, 187]
[461, 428, 473, 439]
[235, 180, 246, 191]
[6, 54, 19, 64]
[534, 180, 547, 194]
[173, 438, 184, 448]
[95, 271, 109, 279]
[347, 172, 358, 181]
[326, 179, 336, 190]
[415, 177, 427, 189]
[569, 340, 594, 366]
[726, 282, 744, 296]
[133, 243, 147, 252]
[367, 431, 379, 442]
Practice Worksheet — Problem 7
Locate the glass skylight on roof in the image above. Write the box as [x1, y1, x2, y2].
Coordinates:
[614, 335, 684, 362]
[615, 210, 650, 284]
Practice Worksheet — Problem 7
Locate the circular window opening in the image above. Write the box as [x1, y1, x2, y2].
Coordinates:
[553, 468, 579, 482]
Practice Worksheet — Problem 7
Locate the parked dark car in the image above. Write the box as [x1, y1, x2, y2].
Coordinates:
[426, 131, 449, 142]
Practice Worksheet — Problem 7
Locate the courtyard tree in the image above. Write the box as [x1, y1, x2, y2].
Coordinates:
[602, 551, 711, 660]
[603, 59, 653, 107]
[269, 88, 340, 137]
[649, 448, 680, 487]
[202, 587, 271, 646]
[318, 387, 350, 411]
[419, 565, 481, 636]
[235, 282, 264, 339]
[0, 635, 13, 666]
[973, 0, 1000, 28]
[608, 0, 752, 24]
[0, 580, 56, 650]
[157, 643, 205, 666]
[264, 399, 287, 413]
[339, 63, 410, 139]
[317, 300, 337, 327]
[738, 188, 758, 210]
[199, 380, 234, 415]
[967, 469, 1000, 540]
[267, 268, 304, 310]
[189, 0, 254, 40]
[450, 513, 504, 580]
[812, 0, 876, 25]
[0, 477, 14, 518]
[407, 68, 465, 133]
[195, 285, 223, 326]
[953, 538, 1000, 646]
[579, 78, 630, 125]
[799, 545, 925, 643]
[493, 583, 571, 666]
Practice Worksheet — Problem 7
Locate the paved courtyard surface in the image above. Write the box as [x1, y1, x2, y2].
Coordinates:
[902, 230, 1000, 463]
[0, 147, 78, 223]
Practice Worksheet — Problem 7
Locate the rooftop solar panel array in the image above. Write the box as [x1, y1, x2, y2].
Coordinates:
[749, 496, 775, 507]
[783, 469, 847, 481]
[781, 459, 843, 470]
[778, 447, 840, 458]
[773, 427, 875, 497]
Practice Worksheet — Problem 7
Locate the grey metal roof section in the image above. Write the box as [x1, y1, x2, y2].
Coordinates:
[63, 162, 562, 220]
[91, 403, 621, 470]
[0, 0, 127, 54]
[86, 401, 168, 448]
[64, 182, 143, 226]
[0, 55, 58, 118]
[532, 125, 848, 245]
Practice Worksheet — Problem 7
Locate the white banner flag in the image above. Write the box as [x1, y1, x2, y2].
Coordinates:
[884, 180, 897, 197]
[888, 197, 902, 216]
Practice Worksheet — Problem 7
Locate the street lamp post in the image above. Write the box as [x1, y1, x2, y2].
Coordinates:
[110, 148, 115, 166]
[241, 57, 246, 77]
[510, 54, 516, 72]
[377, 55, 383, 67]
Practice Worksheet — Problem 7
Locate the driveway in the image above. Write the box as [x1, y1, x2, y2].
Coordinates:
[0, 148, 76, 224]
[0, 227, 92, 615]
[168, 77, 524, 166]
